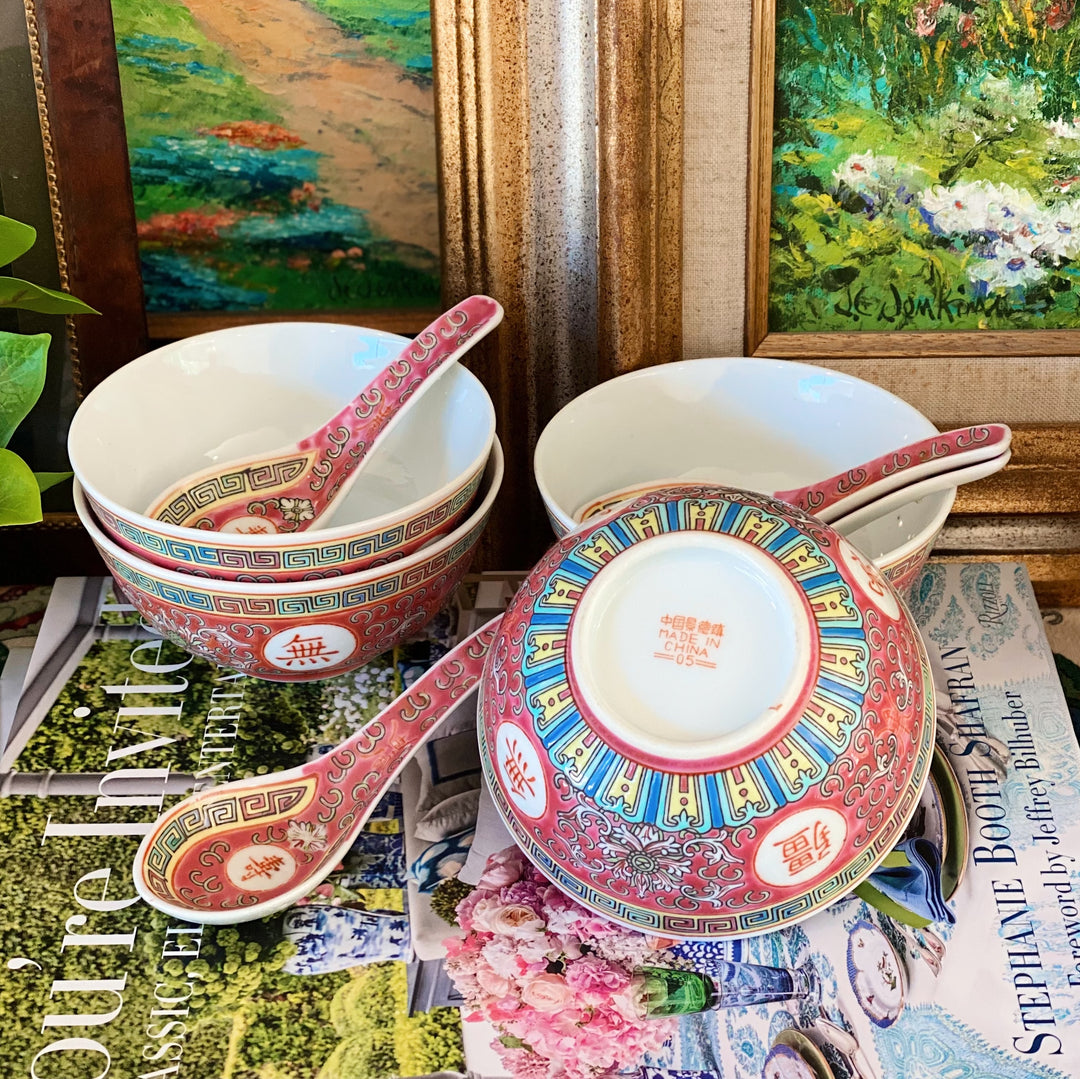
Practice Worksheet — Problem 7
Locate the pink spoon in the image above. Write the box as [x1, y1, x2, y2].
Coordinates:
[147, 295, 503, 534]
[132, 618, 501, 924]
[574, 424, 1011, 528]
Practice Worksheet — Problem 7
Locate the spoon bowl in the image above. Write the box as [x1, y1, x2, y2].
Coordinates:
[146, 296, 503, 533]
[572, 425, 1011, 529]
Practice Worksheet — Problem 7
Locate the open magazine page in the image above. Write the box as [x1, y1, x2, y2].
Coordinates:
[0, 577, 472, 1079]
[0, 584, 53, 753]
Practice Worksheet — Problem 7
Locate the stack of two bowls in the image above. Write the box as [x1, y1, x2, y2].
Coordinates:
[68, 320, 501, 682]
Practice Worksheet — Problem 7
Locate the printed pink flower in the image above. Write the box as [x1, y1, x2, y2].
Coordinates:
[520, 973, 575, 1012]
[496, 1047, 555, 1079]
[476, 965, 515, 998]
[474, 900, 547, 939]
[477, 846, 531, 889]
[445, 848, 677, 1079]
[564, 955, 631, 999]
[482, 936, 527, 978]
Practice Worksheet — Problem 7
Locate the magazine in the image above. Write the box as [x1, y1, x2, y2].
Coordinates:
[0, 577, 471, 1079]
[627, 561, 1080, 1078]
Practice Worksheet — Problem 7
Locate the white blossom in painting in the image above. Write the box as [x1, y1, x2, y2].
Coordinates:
[967, 239, 1047, 290]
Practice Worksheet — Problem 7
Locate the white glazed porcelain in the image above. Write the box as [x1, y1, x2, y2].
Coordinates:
[68, 322, 495, 578]
[533, 357, 955, 592]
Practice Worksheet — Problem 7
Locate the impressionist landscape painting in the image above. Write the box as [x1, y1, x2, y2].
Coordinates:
[769, 0, 1080, 334]
[110, 0, 439, 315]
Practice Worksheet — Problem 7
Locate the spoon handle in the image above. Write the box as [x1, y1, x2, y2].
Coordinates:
[827, 449, 1010, 535]
[133, 616, 502, 924]
[148, 295, 502, 532]
[775, 424, 1011, 523]
[296, 294, 503, 519]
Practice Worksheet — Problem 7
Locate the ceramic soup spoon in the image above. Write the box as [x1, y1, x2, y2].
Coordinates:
[132, 619, 500, 924]
[573, 423, 1011, 528]
[146, 295, 503, 534]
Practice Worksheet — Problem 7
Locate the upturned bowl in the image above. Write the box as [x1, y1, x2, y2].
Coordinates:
[68, 322, 496, 581]
[72, 440, 503, 682]
[533, 357, 955, 597]
[479, 483, 935, 937]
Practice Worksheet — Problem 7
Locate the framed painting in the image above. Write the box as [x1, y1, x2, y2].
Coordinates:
[434, 0, 1080, 602]
[108, 0, 442, 338]
[0, 0, 443, 580]
[746, 0, 1080, 358]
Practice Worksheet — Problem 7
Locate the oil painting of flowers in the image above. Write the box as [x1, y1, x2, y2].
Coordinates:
[764, 0, 1080, 336]
[110, 0, 439, 317]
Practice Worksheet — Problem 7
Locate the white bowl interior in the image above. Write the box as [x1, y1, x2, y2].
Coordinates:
[69, 322, 494, 527]
[534, 356, 951, 562]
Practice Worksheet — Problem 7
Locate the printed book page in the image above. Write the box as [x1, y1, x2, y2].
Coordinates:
[0, 576, 479, 1079]
[641, 562, 1080, 1078]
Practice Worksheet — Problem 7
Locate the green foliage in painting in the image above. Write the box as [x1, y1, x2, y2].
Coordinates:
[770, 0, 1080, 333]
[307, 0, 433, 77]
[0, 215, 93, 525]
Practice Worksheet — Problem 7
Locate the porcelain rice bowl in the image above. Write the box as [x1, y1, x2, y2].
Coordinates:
[478, 484, 935, 937]
[533, 356, 955, 597]
[67, 322, 496, 581]
[72, 441, 503, 682]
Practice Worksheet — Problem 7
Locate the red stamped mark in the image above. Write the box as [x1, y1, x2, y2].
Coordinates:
[272, 631, 340, 668]
[653, 613, 725, 669]
[772, 819, 835, 879]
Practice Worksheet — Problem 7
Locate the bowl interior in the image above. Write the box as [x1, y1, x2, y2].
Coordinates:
[534, 356, 951, 560]
[69, 322, 494, 526]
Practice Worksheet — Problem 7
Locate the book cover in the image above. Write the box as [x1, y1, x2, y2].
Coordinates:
[641, 561, 1080, 1078]
[0, 577, 469, 1079]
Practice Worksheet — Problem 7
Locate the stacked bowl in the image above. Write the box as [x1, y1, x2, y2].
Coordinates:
[68, 322, 501, 681]
[535, 356, 958, 597]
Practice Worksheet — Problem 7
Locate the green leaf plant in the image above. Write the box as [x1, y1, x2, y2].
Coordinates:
[0, 214, 97, 525]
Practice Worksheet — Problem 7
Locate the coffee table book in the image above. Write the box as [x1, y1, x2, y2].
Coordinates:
[0, 576, 472, 1079]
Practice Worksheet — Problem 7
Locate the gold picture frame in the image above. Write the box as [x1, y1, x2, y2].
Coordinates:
[6, 0, 1079, 601]
[433, 0, 1080, 603]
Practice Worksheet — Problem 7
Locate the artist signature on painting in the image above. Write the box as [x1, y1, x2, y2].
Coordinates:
[831, 280, 1021, 326]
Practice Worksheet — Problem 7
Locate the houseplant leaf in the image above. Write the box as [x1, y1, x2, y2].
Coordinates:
[35, 471, 73, 493]
[0, 448, 43, 525]
[0, 330, 50, 447]
[0, 216, 36, 267]
[0, 278, 99, 315]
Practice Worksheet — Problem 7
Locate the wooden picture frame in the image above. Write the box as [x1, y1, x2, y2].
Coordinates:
[741, 0, 1080, 601]
[0, 0, 149, 581]
[434, 0, 1080, 603]
[4, 0, 1078, 603]
[745, 0, 1080, 359]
